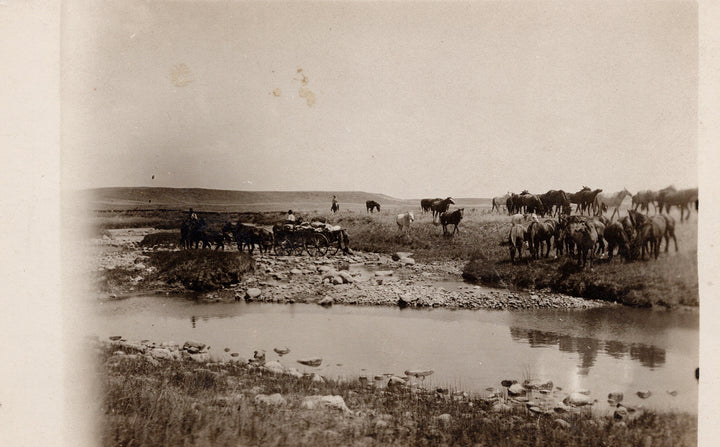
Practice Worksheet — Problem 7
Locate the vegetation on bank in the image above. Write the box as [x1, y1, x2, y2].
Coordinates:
[92, 207, 698, 308]
[100, 342, 697, 447]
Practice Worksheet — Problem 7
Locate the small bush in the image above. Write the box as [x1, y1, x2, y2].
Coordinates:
[139, 230, 182, 248]
[149, 250, 254, 292]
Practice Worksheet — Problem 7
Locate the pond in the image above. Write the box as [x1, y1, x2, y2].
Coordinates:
[89, 295, 698, 413]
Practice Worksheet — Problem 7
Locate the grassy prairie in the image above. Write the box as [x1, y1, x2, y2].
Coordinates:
[100, 342, 697, 447]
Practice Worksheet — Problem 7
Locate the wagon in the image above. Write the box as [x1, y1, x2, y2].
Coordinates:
[272, 222, 347, 256]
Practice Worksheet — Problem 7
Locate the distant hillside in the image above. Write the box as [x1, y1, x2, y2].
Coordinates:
[79, 187, 422, 211]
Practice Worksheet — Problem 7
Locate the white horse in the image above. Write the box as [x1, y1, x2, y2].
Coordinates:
[491, 193, 511, 213]
[396, 212, 415, 235]
[594, 188, 632, 219]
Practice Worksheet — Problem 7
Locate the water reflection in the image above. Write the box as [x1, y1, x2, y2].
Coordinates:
[510, 327, 666, 374]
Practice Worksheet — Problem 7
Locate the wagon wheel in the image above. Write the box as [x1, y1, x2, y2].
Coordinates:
[305, 232, 329, 257]
[291, 234, 306, 256]
[273, 234, 292, 256]
[327, 233, 341, 256]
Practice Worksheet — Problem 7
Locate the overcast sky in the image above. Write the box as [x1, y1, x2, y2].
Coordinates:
[61, 0, 698, 199]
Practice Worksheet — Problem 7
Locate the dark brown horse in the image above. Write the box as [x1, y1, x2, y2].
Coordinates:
[539, 190, 571, 217]
[636, 215, 667, 260]
[656, 187, 697, 222]
[527, 218, 557, 259]
[421, 198, 440, 214]
[431, 197, 455, 222]
[570, 187, 603, 215]
[440, 208, 464, 236]
[604, 221, 632, 261]
[569, 221, 598, 267]
[366, 200, 381, 213]
[632, 190, 658, 214]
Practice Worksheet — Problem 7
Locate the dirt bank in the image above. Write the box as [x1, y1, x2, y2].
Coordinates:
[93, 228, 610, 310]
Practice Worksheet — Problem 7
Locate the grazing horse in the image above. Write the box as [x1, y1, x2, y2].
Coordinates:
[517, 194, 547, 216]
[431, 197, 454, 222]
[604, 221, 632, 261]
[491, 193, 511, 213]
[539, 190, 571, 217]
[569, 221, 598, 268]
[366, 200, 381, 213]
[396, 212, 415, 235]
[632, 190, 658, 214]
[636, 215, 667, 260]
[440, 208, 464, 236]
[527, 219, 557, 259]
[508, 223, 526, 263]
[657, 187, 698, 222]
[420, 198, 440, 214]
[594, 188, 632, 219]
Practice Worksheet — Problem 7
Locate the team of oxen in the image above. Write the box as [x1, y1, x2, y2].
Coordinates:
[497, 186, 697, 267]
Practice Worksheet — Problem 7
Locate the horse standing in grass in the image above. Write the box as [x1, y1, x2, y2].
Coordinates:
[594, 188, 632, 219]
[396, 212, 415, 235]
[366, 200, 381, 213]
[440, 208, 464, 236]
[431, 197, 455, 223]
[632, 190, 658, 214]
[604, 221, 632, 261]
[570, 187, 602, 215]
[527, 218, 557, 259]
[491, 193, 511, 213]
[420, 198, 440, 214]
[570, 221, 598, 268]
[539, 190, 571, 217]
[657, 187, 698, 222]
[508, 223, 526, 263]
[636, 215, 668, 260]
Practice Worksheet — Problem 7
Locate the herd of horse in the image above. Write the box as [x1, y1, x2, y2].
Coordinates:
[492, 186, 698, 222]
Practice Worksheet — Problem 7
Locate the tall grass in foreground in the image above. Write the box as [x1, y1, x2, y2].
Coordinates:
[100, 344, 697, 447]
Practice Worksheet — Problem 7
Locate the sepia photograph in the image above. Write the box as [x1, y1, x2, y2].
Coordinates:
[4, 0, 719, 445]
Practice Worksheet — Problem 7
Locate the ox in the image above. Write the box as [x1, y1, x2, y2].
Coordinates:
[396, 212, 415, 235]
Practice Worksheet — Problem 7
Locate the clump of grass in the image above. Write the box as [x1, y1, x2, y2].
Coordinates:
[148, 250, 254, 292]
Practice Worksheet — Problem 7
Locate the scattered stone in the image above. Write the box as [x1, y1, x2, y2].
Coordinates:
[109, 336, 122, 341]
[614, 405, 629, 421]
[563, 393, 594, 407]
[318, 297, 333, 306]
[667, 390, 678, 397]
[528, 406, 544, 415]
[290, 269, 303, 275]
[264, 360, 284, 374]
[636, 390, 652, 399]
[554, 419, 571, 429]
[273, 347, 290, 356]
[230, 352, 239, 357]
[577, 389, 591, 395]
[297, 357, 322, 367]
[338, 271, 354, 283]
[182, 341, 206, 354]
[310, 373, 325, 383]
[255, 393, 287, 406]
[523, 379, 553, 391]
[400, 257, 415, 265]
[404, 369, 434, 378]
[387, 376, 406, 388]
[492, 402, 513, 413]
[392, 252, 413, 261]
[224, 348, 230, 352]
[331, 276, 344, 285]
[501, 379, 517, 388]
[300, 395, 351, 413]
[608, 392, 624, 403]
[245, 288, 262, 300]
[374, 270, 393, 277]
[508, 383, 526, 396]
